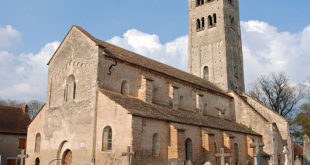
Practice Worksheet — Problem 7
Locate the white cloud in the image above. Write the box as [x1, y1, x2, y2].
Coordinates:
[109, 21, 310, 89]
[1, 21, 310, 102]
[0, 41, 60, 101]
[108, 29, 188, 71]
[0, 25, 21, 49]
[241, 21, 310, 86]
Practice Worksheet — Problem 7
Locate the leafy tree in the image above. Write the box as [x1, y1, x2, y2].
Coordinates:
[292, 101, 310, 142]
[248, 72, 306, 118]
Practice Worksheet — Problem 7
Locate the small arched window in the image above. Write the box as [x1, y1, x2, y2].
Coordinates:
[196, 0, 200, 6]
[208, 15, 213, 27]
[204, 103, 208, 113]
[35, 158, 40, 165]
[152, 133, 160, 155]
[185, 138, 193, 161]
[121, 80, 129, 95]
[213, 14, 217, 25]
[196, 19, 201, 31]
[203, 66, 209, 79]
[235, 143, 239, 164]
[65, 75, 76, 102]
[231, 17, 235, 27]
[102, 126, 112, 151]
[201, 17, 205, 29]
[35, 133, 41, 153]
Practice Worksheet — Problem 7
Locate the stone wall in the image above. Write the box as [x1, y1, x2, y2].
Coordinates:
[229, 92, 285, 165]
[244, 93, 293, 163]
[95, 92, 133, 164]
[26, 26, 99, 165]
[100, 57, 234, 120]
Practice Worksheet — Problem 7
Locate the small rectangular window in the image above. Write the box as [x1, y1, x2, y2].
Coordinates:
[18, 138, 26, 149]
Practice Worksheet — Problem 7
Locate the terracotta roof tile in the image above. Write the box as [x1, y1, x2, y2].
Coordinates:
[100, 89, 261, 136]
[0, 106, 31, 134]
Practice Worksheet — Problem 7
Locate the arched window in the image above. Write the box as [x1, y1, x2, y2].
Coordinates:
[102, 126, 112, 151]
[73, 82, 76, 100]
[196, 0, 200, 6]
[228, 0, 232, 4]
[196, 19, 201, 31]
[201, 17, 205, 29]
[35, 158, 40, 165]
[234, 143, 239, 165]
[185, 138, 193, 161]
[231, 17, 235, 27]
[35, 133, 41, 153]
[213, 14, 217, 25]
[152, 133, 160, 155]
[65, 75, 76, 102]
[208, 15, 213, 27]
[121, 80, 129, 95]
[203, 66, 209, 79]
[204, 103, 208, 114]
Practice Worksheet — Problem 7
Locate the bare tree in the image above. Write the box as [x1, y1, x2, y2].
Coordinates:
[27, 100, 44, 118]
[0, 98, 23, 107]
[248, 72, 306, 118]
[0, 97, 44, 119]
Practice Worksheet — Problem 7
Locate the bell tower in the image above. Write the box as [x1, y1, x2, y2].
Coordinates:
[188, 0, 245, 93]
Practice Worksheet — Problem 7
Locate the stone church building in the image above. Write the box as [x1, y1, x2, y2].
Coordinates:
[26, 0, 292, 164]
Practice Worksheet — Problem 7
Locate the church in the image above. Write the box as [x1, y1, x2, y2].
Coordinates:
[26, 0, 292, 164]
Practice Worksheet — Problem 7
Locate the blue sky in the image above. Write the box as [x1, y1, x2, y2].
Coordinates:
[1, 0, 310, 54]
[0, 0, 310, 101]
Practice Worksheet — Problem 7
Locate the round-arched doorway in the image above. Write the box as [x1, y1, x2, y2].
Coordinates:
[62, 150, 72, 165]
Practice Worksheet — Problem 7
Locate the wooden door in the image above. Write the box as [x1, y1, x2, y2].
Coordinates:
[7, 159, 16, 165]
[62, 150, 72, 165]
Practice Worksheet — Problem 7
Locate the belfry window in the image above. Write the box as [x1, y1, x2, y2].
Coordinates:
[201, 17, 205, 29]
[196, 0, 204, 6]
[196, 19, 201, 31]
[213, 14, 217, 25]
[208, 15, 213, 27]
[102, 126, 112, 151]
[203, 66, 209, 79]
[231, 17, 235, 27]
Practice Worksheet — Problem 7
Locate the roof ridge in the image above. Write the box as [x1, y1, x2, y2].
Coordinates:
[242, 93, 290, 123]
[231, 91, 270, 123]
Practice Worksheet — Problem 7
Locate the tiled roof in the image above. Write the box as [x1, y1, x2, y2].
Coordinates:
[0, 106, 31, 134]
[71, 25, 231, 98]
[100, 89, 261, 136]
